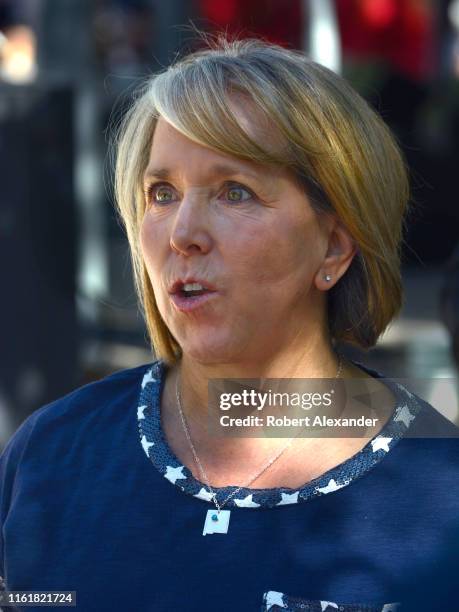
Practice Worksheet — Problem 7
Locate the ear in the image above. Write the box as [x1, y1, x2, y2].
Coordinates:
[313, 216, 358, 291]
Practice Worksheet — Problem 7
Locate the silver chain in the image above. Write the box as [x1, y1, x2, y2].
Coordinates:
[175, 354, 343, 514]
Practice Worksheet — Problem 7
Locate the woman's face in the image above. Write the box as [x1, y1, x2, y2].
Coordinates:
[140, 116, 335, 365]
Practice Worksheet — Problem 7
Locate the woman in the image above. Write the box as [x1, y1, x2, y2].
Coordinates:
[1, 36, 458, 612]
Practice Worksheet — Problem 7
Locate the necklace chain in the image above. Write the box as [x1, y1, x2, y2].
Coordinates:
[175, 355, 343, 514]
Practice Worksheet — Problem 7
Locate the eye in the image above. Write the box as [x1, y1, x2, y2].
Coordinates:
[221, 183, 254, 204]
[145, 183, 176, 205]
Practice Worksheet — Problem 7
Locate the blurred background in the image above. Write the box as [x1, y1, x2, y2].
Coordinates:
[1, 0, 459, 448]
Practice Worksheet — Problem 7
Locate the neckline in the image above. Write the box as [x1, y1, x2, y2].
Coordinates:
[137, 359, 422, 508]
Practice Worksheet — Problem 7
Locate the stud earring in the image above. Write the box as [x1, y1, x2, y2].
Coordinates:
[324, 274, 331, 282]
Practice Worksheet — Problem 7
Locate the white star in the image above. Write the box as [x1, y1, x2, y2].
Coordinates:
[233, 494, 261, 508]
[371, 436, 393, 453]
[264, 591, 286, 610]
[320, 602, 338, 611]
[394, 404, 415, 428]
[141, 370, 157, 389]
[137, 405, 148, 420]
[194, 488, 215, 502]
[316, 479, 347, 495]
[140, 434, 154, 455]
[164, 465, 187, 484]
[382, 604, 400, 612]
[276, 491, 299, 505]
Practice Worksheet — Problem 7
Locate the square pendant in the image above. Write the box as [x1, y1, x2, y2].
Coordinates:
[202, 509, 231, 535]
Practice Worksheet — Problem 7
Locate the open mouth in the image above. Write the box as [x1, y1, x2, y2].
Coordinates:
[170, 282, 217, 312]
[179, 282, 212, 297]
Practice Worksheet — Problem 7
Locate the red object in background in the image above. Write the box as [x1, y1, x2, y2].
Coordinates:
[198, 0, 303, 49]
[337, 0, 436, 81]
[199, 0, 240, 25]
[361, 0, 398, 29]
[199, 0, 435, 82]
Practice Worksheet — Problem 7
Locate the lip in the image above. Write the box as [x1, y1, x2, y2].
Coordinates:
[167, 277, 219, 313]
[168, 278, 217, 295]
[170, 290, 218, 313]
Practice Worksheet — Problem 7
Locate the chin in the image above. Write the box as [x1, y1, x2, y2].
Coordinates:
[179, 334, 245, 365]
[181, 344, 232, 365]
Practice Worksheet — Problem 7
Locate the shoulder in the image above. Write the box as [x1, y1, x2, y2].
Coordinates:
[0, 361, 159, 468]
[399, 395, 459, 468]
[387, 391, 459, 498]
[409, 394, 459, 438]
[350, 357, 459, 469]
[31, 361, 153, 425]
[351, 357, 459, 437]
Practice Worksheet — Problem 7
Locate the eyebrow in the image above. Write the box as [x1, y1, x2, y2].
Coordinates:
[142, 163, 266, 184]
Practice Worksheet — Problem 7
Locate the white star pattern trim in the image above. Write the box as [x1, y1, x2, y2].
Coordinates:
[194, 488, 215, 502]
[164, 465, 187, 484]
[316, 479, 347, 495]
[233, 494, 261, 508]
[137, 405, 148, 420]
[140, 435, 154, 455]
[137, 360, 416, 509]
[397, 382, 414, 399]
[382, 604, 401, 612]
[141, 370, 157, 389]
[264, 591, 286, 610]
[320, 602, 338, 611]
[394, 404, 415, 428]
[276, 491, 300, 505]
[371, 436, 393, 453]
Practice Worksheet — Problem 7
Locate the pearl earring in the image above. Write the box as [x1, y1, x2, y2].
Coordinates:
[324, 274, 331, 282]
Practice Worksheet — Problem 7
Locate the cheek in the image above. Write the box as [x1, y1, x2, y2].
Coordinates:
[139, 215, 164, 271]
[228, 219, 316, 286]
[140, 218, 170, 310]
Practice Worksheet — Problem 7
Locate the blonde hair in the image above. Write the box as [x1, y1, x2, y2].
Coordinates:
[112, 35, 410, 365]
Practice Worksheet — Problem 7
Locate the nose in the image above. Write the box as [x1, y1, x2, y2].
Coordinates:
[169, 194, 213, 256]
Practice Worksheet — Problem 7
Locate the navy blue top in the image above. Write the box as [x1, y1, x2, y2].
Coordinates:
[1, 359, 458, 612]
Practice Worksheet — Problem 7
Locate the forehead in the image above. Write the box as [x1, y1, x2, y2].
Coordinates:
[145, 113, 286, 184]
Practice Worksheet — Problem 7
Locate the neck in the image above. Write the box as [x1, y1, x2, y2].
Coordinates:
[167, 327, 343, 437]
[158, 334, 386, 488]
[160, 336, 350, 484]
